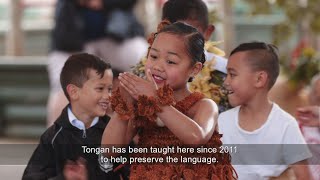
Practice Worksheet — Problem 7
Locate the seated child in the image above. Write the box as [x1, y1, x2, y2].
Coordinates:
[23, 53, 122, 180]
[218, 42, 312, 179]
[101, 22, 236, 180]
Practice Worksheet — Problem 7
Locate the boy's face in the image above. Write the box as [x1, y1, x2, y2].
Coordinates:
[145, 33, 201, 90]
[73, 69, 113, 118]
[224, 52, 257, 107]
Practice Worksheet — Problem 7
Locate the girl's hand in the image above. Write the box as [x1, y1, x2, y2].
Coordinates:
[119, 70, 158, 100]
[119, 85, 135, 106]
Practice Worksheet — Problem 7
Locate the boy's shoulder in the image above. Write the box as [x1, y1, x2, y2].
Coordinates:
[39, 106, 69, 143]
[217, 106, 240, 130]
[39, 123, 63, 144]
[269, 103, 297, 124]
[218, 106, 240, 120]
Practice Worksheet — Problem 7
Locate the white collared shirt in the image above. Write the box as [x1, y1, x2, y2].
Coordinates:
[67, 106, 99, 130]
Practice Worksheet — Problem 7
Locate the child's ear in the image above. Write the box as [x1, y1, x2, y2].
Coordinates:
[255, 71, 268, 88]
[66, 84, 80, 100]
[190, 62, 203, 78]
[204, 25, 215, 41]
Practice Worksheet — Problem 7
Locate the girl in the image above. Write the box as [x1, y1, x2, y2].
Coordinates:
[102, 21, 236, 179]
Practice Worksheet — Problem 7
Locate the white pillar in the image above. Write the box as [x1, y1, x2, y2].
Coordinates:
[222, 0, 235, 56]
[5, 0, 23, 56]
[134, 0, 160, 36]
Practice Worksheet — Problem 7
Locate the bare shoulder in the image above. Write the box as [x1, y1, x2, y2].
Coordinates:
[197, 98, 218, 109]
[188, 97, 218, 117]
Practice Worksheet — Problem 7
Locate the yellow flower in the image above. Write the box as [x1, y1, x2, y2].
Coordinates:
[205, 41, 225, 56]
[302, 47, 316, 59]
[189, 58, 223, 103]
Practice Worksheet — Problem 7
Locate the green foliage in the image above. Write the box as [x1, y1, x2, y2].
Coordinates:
[272, 22, 293, 45]
[288, 55, 320, 87]
[243, 0, 320, 43]
[243, 0, 320, 87]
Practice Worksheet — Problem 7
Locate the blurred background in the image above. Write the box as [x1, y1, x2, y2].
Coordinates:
[0, 0, 319, 179]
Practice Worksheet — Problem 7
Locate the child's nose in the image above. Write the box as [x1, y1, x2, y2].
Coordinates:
[102, 91, 111, 100]
[152, 62, 164, 72]
[223, 76, 230, 87]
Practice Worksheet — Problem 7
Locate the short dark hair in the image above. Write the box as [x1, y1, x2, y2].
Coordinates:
[60, 53, 111, 100]
[230, 42, 279, 89]
[162, 0, 209, 31]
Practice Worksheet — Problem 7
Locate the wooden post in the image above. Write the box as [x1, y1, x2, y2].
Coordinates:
[222, 0, 235, 56]
[5, 0, 23, 56]
[134, 0, 160, 36]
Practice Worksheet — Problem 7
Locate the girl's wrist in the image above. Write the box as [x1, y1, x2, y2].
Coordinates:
[156, 84, 175, 107]
[136, 84, 176, 121]
[110, 88, 135, 121]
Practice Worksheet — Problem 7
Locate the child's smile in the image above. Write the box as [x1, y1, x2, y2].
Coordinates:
[98, 101, 109, 110]
[152, 74, 166, 84]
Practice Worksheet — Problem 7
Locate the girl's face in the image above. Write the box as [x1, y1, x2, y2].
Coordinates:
[145, 33, 201, 90]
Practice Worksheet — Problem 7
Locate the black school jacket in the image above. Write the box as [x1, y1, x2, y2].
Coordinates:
[22, 106, 121, 180]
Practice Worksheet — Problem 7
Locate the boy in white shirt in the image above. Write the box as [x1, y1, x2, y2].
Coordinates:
[218, 42, 312, 179]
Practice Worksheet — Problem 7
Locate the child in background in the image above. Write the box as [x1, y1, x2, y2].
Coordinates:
[23, 53, 122, 180]
[102, 22, 236, 179]
[218, 42, 312, 179]
[297, 74, 320, 179]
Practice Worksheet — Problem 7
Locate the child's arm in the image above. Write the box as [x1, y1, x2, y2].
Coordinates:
[291, 160, 312, 180]
[22, 128, 59, 179]
[101, 113, 136, 148]
[157, 98, 218, 144]
[101, 86, 137, 157]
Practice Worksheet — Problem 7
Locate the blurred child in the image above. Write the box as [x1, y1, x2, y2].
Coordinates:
[23, 53, 122, 180]
[297, 74, 320, 127]
[102, 22, 236, 179]
[297, 74, 320, 179]
[218, 42, 312, 179]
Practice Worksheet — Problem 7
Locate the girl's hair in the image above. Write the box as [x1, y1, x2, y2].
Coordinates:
[150, 21, 206, 66]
